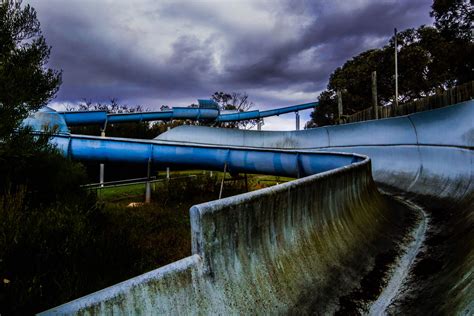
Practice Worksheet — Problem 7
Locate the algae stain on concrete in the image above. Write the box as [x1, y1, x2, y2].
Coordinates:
[368, 197, 428, 315]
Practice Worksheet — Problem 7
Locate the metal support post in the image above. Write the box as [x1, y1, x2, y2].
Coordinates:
[145, 158, 151, 203]
[165, 127, 171, 180]
[394, 28, 399, 107]
[257, 119, 262, 131]
[99, 129, 105, 187]
[218, 163, 227, 199]
[295, 112, 300, 130]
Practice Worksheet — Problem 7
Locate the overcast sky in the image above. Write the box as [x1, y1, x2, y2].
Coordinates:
[27, 0, 433, 130]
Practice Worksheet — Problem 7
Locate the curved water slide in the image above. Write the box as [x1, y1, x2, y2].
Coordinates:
[156, 100, 474, 313]
[157, 101, 473, 201]
[25, 106, 359, 178]
[58, 101, 317, 126]
[34, 101, 472, 314]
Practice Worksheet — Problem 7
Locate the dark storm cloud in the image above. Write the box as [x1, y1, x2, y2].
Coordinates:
[223, 0, 433, 92]
[27, 0, 433, 110]
[30, 2, 219, 105]
[54, 32, 217, 103]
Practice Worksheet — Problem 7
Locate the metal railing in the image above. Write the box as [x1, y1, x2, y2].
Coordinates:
[84, 175, 198, 189]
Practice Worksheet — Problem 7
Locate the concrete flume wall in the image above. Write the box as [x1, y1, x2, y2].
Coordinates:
[156, 101, 474, 313]
[40, 101, 473, 314]
[42, 157, 402, 314]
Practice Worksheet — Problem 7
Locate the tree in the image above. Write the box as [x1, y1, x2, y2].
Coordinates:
[0, 0, 62, 138]
[211, 91, 258, 129]
[431, 0, 473, 40]
[306, 90, 337, 128]
[0, 5, 100, 314]
[430, 0, 473, 84]
[306, 1, 473, 128]
[307, 46, 395, 127]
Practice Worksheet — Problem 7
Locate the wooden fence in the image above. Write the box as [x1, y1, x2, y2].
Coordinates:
[345, 81, 473, 123]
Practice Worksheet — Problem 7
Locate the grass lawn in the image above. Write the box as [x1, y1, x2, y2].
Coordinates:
[95, 170, 295, 203]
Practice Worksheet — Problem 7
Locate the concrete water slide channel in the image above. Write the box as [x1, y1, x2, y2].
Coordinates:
[29, 101, 472, 314]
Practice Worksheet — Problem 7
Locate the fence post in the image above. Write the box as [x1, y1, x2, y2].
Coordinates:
[394, 28, 399, 107]
[145, 158, 151, 203]
[344, 80, 473, 124]
[166, 126, 171, 179]
[372, 71, 378, 119]
[218, 163, 227, 199]
[99, 129, 106, 187]
[337, 90, 343, 124]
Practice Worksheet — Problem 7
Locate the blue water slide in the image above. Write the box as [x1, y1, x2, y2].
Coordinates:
[61, 111, 108, 126]
[107, 111, 174, 123]
[27, 105, 355, 178]
[32, 101, 473, 315]
[216, 110, 260, 122]
[106, 107, 220, 123]
[58, 101, 317, 126]
[171, 107, 219, 120]
[51, 134, 361, 178]
[217, 102, 318, 122]
[60, 108, 221, 126]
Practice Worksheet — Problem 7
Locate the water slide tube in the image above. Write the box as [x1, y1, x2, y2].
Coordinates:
[157, 101, 473, 201]
[58, 101, 318, 126]
[156, 100, 474, 314]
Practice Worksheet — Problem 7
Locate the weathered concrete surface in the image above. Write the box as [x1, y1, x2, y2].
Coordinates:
[188, 160, 391, 314]
[40, 102, 472, 314]
[385, 194, 473, 315]
[41, 158, 410, 314]
[157, 101, 474, 314]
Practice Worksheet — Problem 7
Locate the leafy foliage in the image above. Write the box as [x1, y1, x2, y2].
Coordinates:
[0, 129, 87, 204]
[211, 91, 258, 129]
[0, 0, 61, 138]
[68, 98, 193, 139]
[0, 2, 96, 314]
[431, 0, 473, 40]
[307, 1, 473, 127]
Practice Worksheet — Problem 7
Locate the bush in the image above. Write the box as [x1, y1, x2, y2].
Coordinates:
[0, 131, 102, 314]
[0, 190, 101, 314]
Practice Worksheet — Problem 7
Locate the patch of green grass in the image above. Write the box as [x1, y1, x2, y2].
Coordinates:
[95, 171, 296, 203]
[96, 183, 146, 201]
[251, 174, 294, 186]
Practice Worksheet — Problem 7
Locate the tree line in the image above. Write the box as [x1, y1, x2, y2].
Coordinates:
[307, 0, 473, 127]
